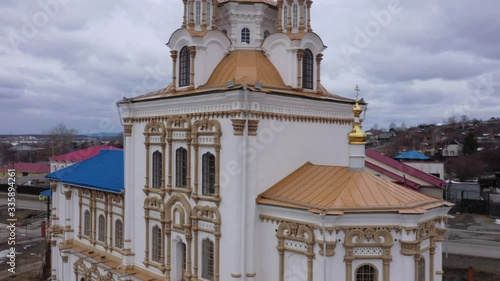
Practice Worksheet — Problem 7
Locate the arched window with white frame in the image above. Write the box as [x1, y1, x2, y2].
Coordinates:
[283, 5, 288, 29]
[303, 4, 308, 30]
[98, 214, 105, 242]
[179, 46, 191, 87]
[292, 4, 299, 29]
[84, 210, 91, 237]
[152, 225, 162, 263]
[418, 258, 425, 281]
[241, 28, 250, 44]
[202, 152, 215, 195]
[356, 264, 377, 281]
[176, 147, 187, 187]
[302, 49, 314, 89]
[206, 1, 212, 27]
[115, 219, 124, 248]
[202, 238, 214, 280]
[152, 150, 162, 188]
[195, 1, 202, 25]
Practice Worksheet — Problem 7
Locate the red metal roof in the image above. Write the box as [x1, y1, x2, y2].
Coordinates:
[49, 146, 121, 162]
[365, 149, 446, 189]
[0, 162, 50, 173]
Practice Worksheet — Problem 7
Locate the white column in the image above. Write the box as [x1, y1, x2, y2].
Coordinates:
[122, 127, 135, 266]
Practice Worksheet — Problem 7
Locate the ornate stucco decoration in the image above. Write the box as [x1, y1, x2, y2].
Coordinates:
[344, 227, 394, 281]
[276, 221, 315, 281]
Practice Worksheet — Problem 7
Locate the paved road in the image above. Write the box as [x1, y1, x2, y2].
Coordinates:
[444, 239, 500, 259]
[0, 196, 48, 211]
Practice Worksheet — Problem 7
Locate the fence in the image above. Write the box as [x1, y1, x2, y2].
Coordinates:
[447, 189, 500, 217]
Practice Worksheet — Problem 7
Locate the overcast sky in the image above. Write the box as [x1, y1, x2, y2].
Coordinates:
[2, 0, 499, 135]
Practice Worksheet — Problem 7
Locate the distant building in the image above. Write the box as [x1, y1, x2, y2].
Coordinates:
[366, 150, 446, 198]
[0, 162, 50, 184]
[442, 143, 462, 157]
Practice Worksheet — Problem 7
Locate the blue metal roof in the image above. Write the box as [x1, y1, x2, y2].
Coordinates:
[46, 150, 124, 193]
[40, 189, 52, 197]
[393, 150, 430, 160]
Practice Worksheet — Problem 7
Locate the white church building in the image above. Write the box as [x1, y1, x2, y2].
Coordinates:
[48, 1, 453, 281]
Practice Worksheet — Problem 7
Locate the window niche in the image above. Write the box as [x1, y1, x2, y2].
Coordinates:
[167, 116, 192, 195]
[144, 121, 166, 197]
[192, 119, 221, 204]
[302, 49, 314, 90]
[179, 46, 191, 88]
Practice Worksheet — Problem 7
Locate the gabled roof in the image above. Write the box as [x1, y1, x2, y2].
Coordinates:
[0, 162, 50, 173]
[49, 145, 120, 162]
[257, 162, 452, 215]
[46, 150, 124, 193]
[393, 150, 430, 160]
[365, 149, 446, 189]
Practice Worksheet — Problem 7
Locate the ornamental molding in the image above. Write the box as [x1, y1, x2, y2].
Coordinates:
[231, 119, 260, 136]
[317, 240, 336, 256]
[276, 221, 315, 281]
[123, 124, 132, 137]
[352, 247, 384, 256]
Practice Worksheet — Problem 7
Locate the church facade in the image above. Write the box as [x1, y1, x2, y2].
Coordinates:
[48, 1, 452, 281]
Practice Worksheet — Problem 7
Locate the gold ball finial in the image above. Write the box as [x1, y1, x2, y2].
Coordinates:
[348, 85, 366, 144]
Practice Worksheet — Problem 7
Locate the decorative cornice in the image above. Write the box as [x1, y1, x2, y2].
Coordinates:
[124, 111, 353, 125]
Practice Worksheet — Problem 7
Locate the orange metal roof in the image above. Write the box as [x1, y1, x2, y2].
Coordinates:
[205, 50, 286, 88]
[257, 162, 453, 215]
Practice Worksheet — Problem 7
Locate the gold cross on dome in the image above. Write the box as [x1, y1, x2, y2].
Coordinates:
[354, 85, 360, 100]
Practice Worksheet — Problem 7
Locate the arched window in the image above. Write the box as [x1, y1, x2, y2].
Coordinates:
[292, 4, 299, 29]
[303, 5, 308, 30]
[98, 214, 105, 242]
[182, 242, 187, 272]
[206, 2, 212, 27]
[152, 225, 162, 262]
[202, 239, 214, 280]
[356, 264, 377, 281]
[195, 1, 201, 25]
[283, 5, 288, 29]
[241, 28, 250, 44]
[115, 220, 123, 248]
[152, 150, 162, 188]
[302, 49, 314, 89]
[176, 147, 187, 187]
[418, 258, 425, 281]
[179, 46, 191, 87]
[84, 210, 90, 236]
[202, 152, 215, 195]
[264, 30, 270, 39]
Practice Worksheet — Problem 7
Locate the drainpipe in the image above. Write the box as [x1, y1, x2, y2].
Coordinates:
[240, 84, 250, 280]
[320, 211, 327, 281]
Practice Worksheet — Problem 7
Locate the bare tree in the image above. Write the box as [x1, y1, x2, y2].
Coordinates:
[46, 123, 77, 156]
[445, 155, 484, 181]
